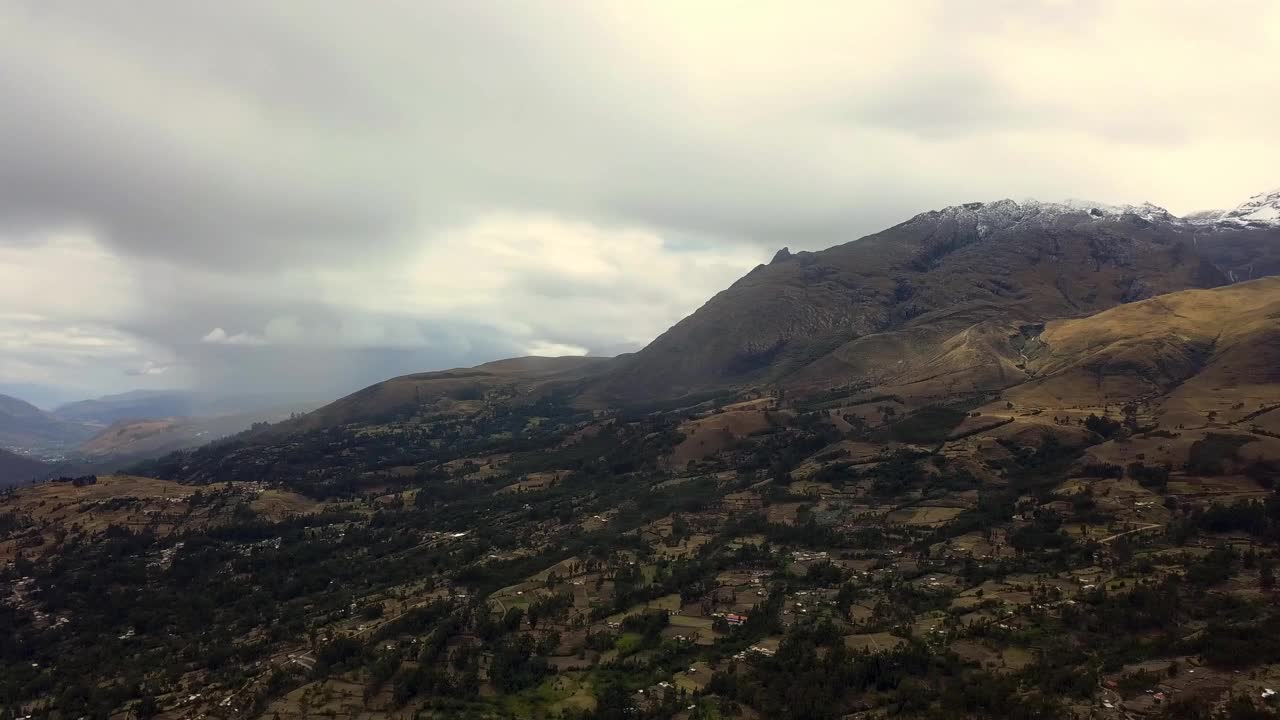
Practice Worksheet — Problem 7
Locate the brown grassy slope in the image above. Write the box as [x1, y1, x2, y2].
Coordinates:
[782, 310, 1033, 403]
[283, 356, 614, 432]
[1007, 276, 1280, 416]
[77, 418, 188, 456]
[594, 204, 1224, 401]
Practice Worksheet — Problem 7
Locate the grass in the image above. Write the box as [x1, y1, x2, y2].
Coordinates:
[501, 673, 596, 717]
[615, 632, 645, 656]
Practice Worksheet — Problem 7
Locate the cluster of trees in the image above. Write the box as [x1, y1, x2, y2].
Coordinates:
[1186, 433, 1257, 476]
[1177, 494, 1280, 542]
[706, 621, 1063, 720]
[51, 474, 98, 487]
[1128, 461, 1171, 489]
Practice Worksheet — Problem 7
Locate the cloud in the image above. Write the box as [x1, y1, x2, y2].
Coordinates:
[524, 341, 590, 358]
[201, 328, 267, 346]
[0, 1, 1276, 398]
[127, 360, 170, 376]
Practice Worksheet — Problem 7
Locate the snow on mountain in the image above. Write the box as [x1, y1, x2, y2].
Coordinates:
[919, 188, 1280, 232]
[1187, 188, 1280, 227]
[1057, 199, 1177, 222]
[918, 197, 1176, 231]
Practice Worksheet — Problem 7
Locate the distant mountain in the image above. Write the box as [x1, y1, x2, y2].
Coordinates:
[0, 383, 83, 410]
[0, 387, 324, 465]
[0, 394, 96, 451]
[53, 390, 197, 425]
[0, 447, 48, 489]
[52, 390, 322, 426]
[1186, 188, 1280, 227]
[78, 402, 320, 465]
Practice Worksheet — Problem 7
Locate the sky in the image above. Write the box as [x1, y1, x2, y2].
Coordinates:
[1, 1, 1278, 405]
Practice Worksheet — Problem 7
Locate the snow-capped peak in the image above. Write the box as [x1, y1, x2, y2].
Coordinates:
[943, 198, 1174, 222]
[914, 187, 1280, 234]
[1055, 198, 1175, 222]
[1186, 188, 1280, 227]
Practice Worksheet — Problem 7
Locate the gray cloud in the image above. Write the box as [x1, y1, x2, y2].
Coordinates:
[0, 1, 1277, 399]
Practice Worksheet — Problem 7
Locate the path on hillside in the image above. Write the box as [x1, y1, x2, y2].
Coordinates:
[1098, 524, 1162, 544]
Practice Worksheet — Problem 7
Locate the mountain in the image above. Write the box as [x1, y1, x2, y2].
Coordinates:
[1178, 189, 1280, 283]
[0, 393, 95, 452]
[595, 198, 1235, 402]
[53, 390, 322, 426]
[0, 388, 323, 464]
[77, 403, 320, 465]
[0, 382, 83, 410]
[52, 390, 197, 425]
[1187, 188, 1280, 227]
[265, 191, 1277, 431]
[0, 447, 48, 489]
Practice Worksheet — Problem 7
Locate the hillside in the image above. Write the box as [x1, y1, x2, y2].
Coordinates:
[1015, 276, 1280, 401]
[280, 355, 614, 433]
[0, 447, 47, 489]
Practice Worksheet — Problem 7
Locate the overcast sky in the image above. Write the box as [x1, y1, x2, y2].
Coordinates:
[1, 1, 1277, 405]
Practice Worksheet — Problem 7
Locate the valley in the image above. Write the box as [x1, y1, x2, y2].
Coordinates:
[3, 196, 1280, 720]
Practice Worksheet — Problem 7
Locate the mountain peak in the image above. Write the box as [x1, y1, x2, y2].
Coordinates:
[910, 197, 1175, 235]
[1218, 187, 1280, 225]
[918, 190, 1280, 231]
[1187, 187, 1280, 227]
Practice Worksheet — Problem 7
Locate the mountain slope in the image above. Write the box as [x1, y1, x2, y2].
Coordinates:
[0, 447, 48, 489]
[596, 200, 1228, 401]
[282, 355, 614, 432]
[1009, 275, 1280, 420]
